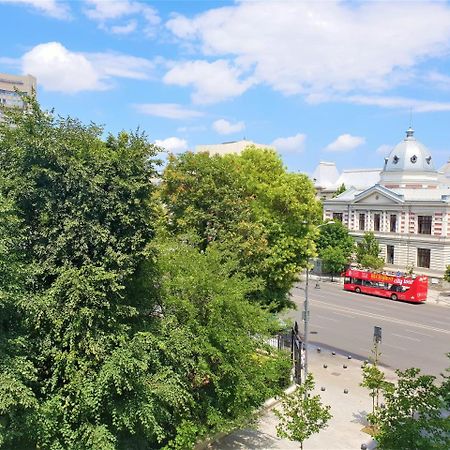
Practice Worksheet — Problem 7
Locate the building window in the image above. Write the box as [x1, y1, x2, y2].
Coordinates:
[417, 248, 430, 268]
[374, 214, 381, 231]
[390, 215, 397, 232]
[418, 216, 432, 234]
[387, 245, 394, 264]
[333, 213, 343, 222]
[359, 213, 365, 231]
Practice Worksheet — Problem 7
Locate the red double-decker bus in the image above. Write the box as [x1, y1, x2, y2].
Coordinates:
[343, 269, 428, 303]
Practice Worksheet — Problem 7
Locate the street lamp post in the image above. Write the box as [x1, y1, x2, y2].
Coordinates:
[303, 263, 310, 382]
[302, 221, 334, 385]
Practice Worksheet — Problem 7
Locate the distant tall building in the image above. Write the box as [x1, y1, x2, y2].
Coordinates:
[0, 72, 36, 119]
[196, 139, 274, 156]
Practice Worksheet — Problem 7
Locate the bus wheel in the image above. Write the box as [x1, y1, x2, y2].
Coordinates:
[391, 294, 398, 301]
[355, 287, 361, 293]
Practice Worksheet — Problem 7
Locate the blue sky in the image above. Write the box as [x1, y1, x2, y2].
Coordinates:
[2, 0, 450, 175]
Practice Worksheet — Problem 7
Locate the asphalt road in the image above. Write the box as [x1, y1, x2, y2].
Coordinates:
[285, 279, 450, 376]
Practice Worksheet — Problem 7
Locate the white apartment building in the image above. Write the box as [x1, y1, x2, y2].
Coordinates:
[0, 72, 36, 118]
[323, 128, 450, 277]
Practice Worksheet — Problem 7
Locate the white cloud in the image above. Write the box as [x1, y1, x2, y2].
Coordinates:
[0, 0, 70, 19]
[163, 60, 254, 104]
[22, 42, 105, 93]
[88, 52, 153, 80]
[345, 95, 450, 113]
[376, 144, 393, 156]
[21, 42, 153, 93]
[425, 71, 450, 91]
[83, 0, 160, 36]
[133, 103, 203, 119]
[177, 125, 207, 133]
[325, 134, 365, 152]
[110, 20, 137, 35]
[155, 137, 188, 153]
[212, 119, 245, 135]
[271, 133, 306, 153]
[166, 1, 450, 102]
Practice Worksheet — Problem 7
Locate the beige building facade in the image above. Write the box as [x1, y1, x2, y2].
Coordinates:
[0, 72, 36, 117]
[323, 128, 450, 278]
[196, 139, 273, 156]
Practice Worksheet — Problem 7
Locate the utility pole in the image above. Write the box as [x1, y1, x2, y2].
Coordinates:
[303, 265, 310, 386]
[301, 220, 335, 394]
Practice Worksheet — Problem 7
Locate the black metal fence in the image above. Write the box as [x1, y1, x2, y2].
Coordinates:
[267, 322, 303, 384]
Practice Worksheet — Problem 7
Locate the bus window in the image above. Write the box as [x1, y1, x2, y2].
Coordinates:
[354, 278, 362, 285]
[363, 280, 373, 287]
[344, 277, 351, 284]
[389, 284, 403, 292]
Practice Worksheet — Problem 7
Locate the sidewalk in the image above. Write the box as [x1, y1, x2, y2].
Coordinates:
[208, 346, 397, 449]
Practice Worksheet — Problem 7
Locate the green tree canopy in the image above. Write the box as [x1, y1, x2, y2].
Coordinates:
[155, 239, 291, 448]
[375, 365, 450, 450]
[316, 221, 354, 259]
[332, 183, 346, 198]
[444, 264, 450, 282]
[320, 247, 348, 280]
[160, 147, 322, 308]
[0, 100, 291, 449]
[0, 98, 164, 448]
[356, 232, 384, 270]
[316, 221, 354, 277]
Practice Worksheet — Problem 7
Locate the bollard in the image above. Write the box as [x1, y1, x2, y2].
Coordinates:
[361, 444, 367, 450]
[332, 351, 336, 356]
[323, 364, 328, 369]
[343, 364, 347, 369]
[321, 386, 326, 391]
[348, 355, 352, 359]
[317, 347, 321, 353]
[344, 388, 349, 394]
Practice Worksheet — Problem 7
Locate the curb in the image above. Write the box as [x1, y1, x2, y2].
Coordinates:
[195, 383, 298, 449]
[263, 383, 297, 410]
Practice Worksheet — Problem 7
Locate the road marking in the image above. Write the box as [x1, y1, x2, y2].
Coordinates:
[431, 319, 448, 325]
[405, 329, 432, 338]
[305, 290, 409, 314]
[384, 343, 407, 351]
[312, 300, 450, 335]
[391, 333, 420, 342]
[332, 311, 357, 318]
[316, 315, 339, 322]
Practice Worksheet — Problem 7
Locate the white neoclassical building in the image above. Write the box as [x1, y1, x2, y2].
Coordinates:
[323, 128, 450, 277]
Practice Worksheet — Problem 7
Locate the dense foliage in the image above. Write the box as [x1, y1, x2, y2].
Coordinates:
[332, 183, 346, 198]
[356, 232, 384, 270]
[374, 364, 450, 450]
[320, 246, 348, 280]
[160, 148, 322, 308]
[0, 101, 291, 449]
[444, 264, 450, 282]
[316, 221, 354, 276]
